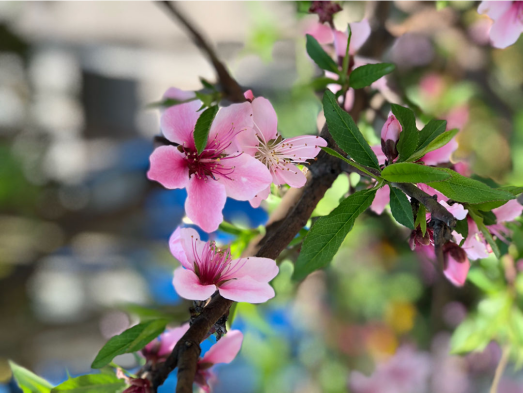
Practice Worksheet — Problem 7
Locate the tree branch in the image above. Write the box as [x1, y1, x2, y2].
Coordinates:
[158, 1, 245, 103]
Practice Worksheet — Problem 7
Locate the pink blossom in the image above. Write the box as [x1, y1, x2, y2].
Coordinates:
[492, 199, 523, 222]
[147, 94, 272, 232]
[381, 114, 401, 162]
[348, 345, 431, 393]
[440, 201, 468, 221]
[141, 323, 190, 362]
[194, 330, 244, 393]
[421, 137, 458, 166]
[170, 227, 278, 303]
[478, 1, 523, 49]
[235, 96, 327, 207]
[371, 185, 390, 215]
[443, 243, 470, 287]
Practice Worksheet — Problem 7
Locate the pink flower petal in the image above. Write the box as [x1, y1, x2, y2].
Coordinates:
[185, 177, 227, 233]
[222, 257, 279, 282]
[244, 90, 254, 101]
[200, 330, 244, 365]
[158, 323, 190, 357]
[478, 1, 513, 20]
[160, 100, 201, 147]
[440, 201, 468, 220]
[147, 146, 189, 189]
[280, 135, 328, 159]
[421, 138, 458, 165]
[163, 87, 196, 101]
[333, 29, 349, 57]
[173, 267, 217, 301]
[463, 219, 489, 260]
[273, 162, 307, 188]
[417, 183, 448, 202]
[208, 102, 253, 149]
[234, 128, 260, 157]
[249, 185, 271, 208]
[252, 97, 278, 143]
[492, 199, 523, 222]
[444, 254, 470, 287]
[371, 145, 386, 166]
[305, 22, 334, 44]
[489, 2, 523, 48]
[169, 227, 195, 269]
[219, 154, 272, 200]
[371, 185, 390, 215]
[349, 19, 372, 54]
[218, 276, 275, 303]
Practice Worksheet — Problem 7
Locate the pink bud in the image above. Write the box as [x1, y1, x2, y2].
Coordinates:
[443, 243, 470, 287]
[380, 114, 402, 162]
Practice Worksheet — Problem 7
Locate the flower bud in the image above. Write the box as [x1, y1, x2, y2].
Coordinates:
[442, 242, 470, 286]
[380, 114, 402, 163]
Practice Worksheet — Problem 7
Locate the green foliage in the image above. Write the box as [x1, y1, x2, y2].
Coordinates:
[454, 218, 468, 246]
[310, 77, 340, 91]
[389, 187, 415, 229]
[321, 147, 381, 180]
[91, 319, 168, 369]
[380, 162, 450, 183]
[293, 189, 377, 281]
[194, 105, 219, 154]
[407, 129, 459, 162]
[349, 63, 395, 90]
[322, 90, 380, 169]
[51, 374, 125, 393]
[9, 361, 53, 393]
[498, 185, 523, 196]
[415, 203, 427, 235]
[305, 34, 339, 74]
[391, 104, 419, 162]
[416, 119, 447, 150]
[427, 169, 515, 204]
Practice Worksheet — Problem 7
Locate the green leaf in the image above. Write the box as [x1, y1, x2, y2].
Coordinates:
[498, 185, 523, 196]
[305, 34, 339, 73]
[292, 189, 377, 281]
[416, 119, 447, 150]
[454, 218, 468, 246]
[427, 169, 515, 204]
[407, 129, 459, 162]
[389, 187, 415, 229]
[9, 361, 53, 393]
[341, 24, 352, 78]
[381, 162, 450, 183]
[193, 105, 219, 154]
[391, 104, 419, 162]
[349, 63, 395, 90]
[320, 147, 381, 180]
[199, 77, 215, 90]
[322, 90, 380, 169]
[470, 200, 507, 211]
[51, 374, 126, 393]
[415, 204, 427, 236]
[91, 319, 168, 369]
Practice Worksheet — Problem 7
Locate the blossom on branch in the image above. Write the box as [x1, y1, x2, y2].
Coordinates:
[170, 227, 278, 303]
[236, 92, 327, 207]
[141, 323, 190, 363]
[147, 93, 272, 232]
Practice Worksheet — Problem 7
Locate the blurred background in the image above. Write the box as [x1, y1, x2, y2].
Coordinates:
[0, 1, 522, 393]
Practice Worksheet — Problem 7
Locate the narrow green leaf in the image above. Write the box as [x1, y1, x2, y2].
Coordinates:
[9, 361, 53, 393]
[454, 218, 468, 246]
[389, 187, 415, 229]
[417, 119, 447, 150]
[391, 104, 419, 161]
[407, 129, 459, 162]
[292, 189, 377, 281]
[349, 63, 395, 90]
[199, 77, 215, 90]
[194, 105, 219, 154]
[322, 90, 380, 169]
[310, 77, 340, 91]
[320, 147, 381, 180]
[306, 34, 339, 73]
[415, 204, 427, 236]
[51, 374, 126, 393]
[341, 24, 352, 78]
[91, 319, 168, 369]
[427, 169, 515, 204]
[381, 162, 450, 183]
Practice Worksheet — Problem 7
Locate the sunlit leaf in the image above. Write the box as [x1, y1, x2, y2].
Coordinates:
[381, 162, 450, 183]
[9, 361, 53, 393]
[51, 374, 125, 393]
[407, 129, 459, 162]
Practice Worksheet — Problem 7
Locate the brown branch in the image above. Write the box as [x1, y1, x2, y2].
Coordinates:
[158, 1, 245, 103]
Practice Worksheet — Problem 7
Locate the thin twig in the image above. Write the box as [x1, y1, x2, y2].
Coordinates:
[490, 344, 511, 393]
[158, 1, 245, 103]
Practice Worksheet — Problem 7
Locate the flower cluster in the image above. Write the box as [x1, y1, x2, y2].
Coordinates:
[478, 1, 523, 49]
[148, 89, 327, 231]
